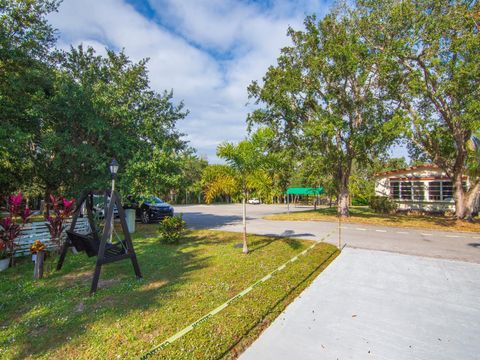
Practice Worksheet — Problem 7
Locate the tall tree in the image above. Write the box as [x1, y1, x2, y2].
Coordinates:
[0, 0, 59, 197]
[248, 11, 400, 217]
[176, 154, 208, 204]
[357, 0, 480, 219]
[37, 45, 188, 199]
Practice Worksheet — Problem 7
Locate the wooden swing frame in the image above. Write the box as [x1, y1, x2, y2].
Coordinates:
[57, 189, 142, 294]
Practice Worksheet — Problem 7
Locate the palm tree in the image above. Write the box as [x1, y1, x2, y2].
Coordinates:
[203, 173, 239, 204]
[216, 141, 263, 253]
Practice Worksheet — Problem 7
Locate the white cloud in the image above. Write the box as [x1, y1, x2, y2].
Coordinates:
[48, 0, 332, 162]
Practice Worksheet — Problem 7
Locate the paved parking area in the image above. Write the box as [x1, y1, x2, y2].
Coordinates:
[240, 247, 480, 360]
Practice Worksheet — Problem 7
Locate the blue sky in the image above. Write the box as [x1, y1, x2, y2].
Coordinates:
[48, 0, 408, 162]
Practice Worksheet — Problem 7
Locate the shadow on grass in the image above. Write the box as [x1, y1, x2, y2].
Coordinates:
[0, 231, 211, 359]
[180, 230, 304, 255]
[247, 236, 304, 254]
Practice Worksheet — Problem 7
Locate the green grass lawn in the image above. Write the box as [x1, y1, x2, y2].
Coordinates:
[0, 225, 338, 359]
[266, 206, 480, 233]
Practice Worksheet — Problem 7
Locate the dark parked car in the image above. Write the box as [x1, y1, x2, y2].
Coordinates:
[125, 195, 174, 224]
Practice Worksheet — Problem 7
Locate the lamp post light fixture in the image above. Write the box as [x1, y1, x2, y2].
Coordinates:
[108, 159, 119, 244]
[109, 158, 119, 179]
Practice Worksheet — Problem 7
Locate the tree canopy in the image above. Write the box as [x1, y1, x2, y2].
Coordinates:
[357, 0, 480, 218]
[248, 11, 401, 216]
[0, 0, 192, 202]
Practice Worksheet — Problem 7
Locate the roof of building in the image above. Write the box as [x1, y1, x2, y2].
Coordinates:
[374, 164, 441, 177]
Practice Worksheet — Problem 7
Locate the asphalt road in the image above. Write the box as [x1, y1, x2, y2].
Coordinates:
[177, 204, 480, 263]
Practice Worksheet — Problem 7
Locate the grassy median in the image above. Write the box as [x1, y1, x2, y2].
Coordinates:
[266, 206, 480, 232]
[0, 226, 338, 359]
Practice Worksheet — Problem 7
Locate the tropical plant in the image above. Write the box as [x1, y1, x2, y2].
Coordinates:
[0, 192, 31, 264]
[215, 135, 266, 254]
[44, 195, 75, 249]
[0, 240, 7, 260]
[202, 165, 240, 203]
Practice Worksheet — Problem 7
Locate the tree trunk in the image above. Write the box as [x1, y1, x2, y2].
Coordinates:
[337, 167, 351, 217]
[337, 185, 350, 217]
[43, 188, 51, 217]
[453, 172, 467, 219]
[454, 176, 480, 220]
[242, 196, 248, 254]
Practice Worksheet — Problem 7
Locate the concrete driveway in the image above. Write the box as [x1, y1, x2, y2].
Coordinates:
[240, 247, 480, 360]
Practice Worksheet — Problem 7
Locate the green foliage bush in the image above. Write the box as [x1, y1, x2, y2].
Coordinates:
[369, 196, 398, 214]
[352, 197, 369, 206]
[158, 214, 186, 244]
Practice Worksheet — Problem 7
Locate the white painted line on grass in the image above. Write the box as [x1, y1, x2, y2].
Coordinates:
[375, 230, 387, 233]
[396, 232, 409, 235]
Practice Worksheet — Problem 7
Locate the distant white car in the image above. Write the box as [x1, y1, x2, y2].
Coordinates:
[248, 198, 260, 205]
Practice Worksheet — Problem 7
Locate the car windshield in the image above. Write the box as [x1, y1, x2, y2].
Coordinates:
[143, 196, 164, 204]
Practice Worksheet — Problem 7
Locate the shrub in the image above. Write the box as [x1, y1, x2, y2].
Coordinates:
[352, 197, 369, 206]
[158, 214, 186, 244]
[369, 196, 398, 214]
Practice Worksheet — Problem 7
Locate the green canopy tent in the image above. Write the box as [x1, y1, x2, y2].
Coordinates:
[286, 187, 324, 212]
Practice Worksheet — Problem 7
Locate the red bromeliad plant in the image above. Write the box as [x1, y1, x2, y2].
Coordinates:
[0, 192, 32, 265]
[44, 195, 75, 248]
[0, 240, 7, 260]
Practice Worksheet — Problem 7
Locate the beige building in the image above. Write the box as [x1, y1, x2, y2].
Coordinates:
[374, 164, 468, 212]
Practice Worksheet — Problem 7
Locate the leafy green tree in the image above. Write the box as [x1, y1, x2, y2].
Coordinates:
[357, 0, 480, 219]
[34, 45, 188, 200]
[248, 11, 401, 217]
[0, 1, 192, 206]
[0, 0, 59, 197]
[176, 154, 208, 204]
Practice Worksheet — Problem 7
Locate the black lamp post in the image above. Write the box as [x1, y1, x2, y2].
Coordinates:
[108, 159, 119, 243]
[109, 158, 119, 180]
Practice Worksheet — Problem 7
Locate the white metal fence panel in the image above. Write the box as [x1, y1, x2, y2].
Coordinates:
[14, 218, 90, 257]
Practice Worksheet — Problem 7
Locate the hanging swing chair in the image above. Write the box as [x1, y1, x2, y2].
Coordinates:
[56, 189, 142, 294]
